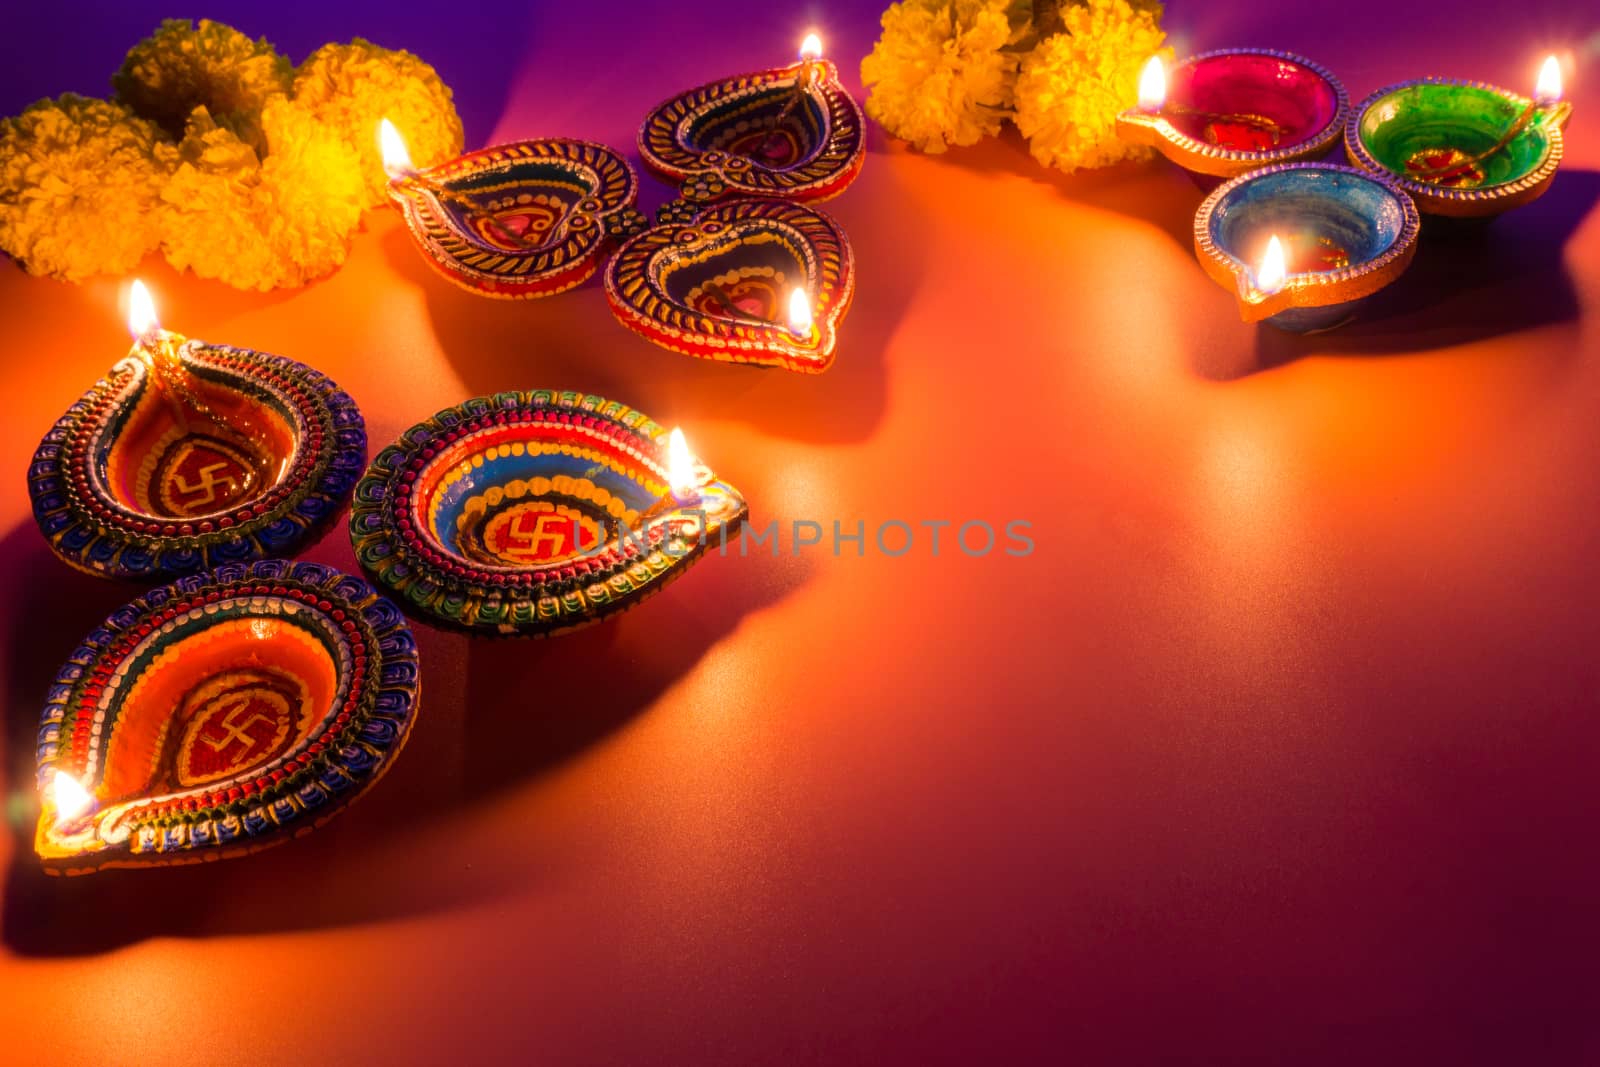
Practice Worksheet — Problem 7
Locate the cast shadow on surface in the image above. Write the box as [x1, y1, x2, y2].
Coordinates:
[1222, 168, 1600, 380]
[379, 152, 924, 446]
[1, 523, 811, 956]
[914, 126, 1207, 252]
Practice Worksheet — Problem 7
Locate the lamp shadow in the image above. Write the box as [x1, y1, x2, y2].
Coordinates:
[1225, 168, 1600, 379]
[911, 126, 1207, 252]
[379, 155, 921, 446]
[0, 523, 810, 957]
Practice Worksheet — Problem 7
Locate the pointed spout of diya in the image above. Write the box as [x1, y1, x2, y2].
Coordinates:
[1115, 56, 1170, 145]
[799, 31, 823, 83]
[126, 278, 184, 354]
[1234, 235, 1291, 323]
[36, 770, 106, 864]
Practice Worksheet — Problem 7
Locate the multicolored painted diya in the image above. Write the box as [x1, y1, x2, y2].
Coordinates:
[385, 134, 646, 298]
[349, 391, 747, 637]
[638, 55, 865, 204]
[34, 560, 419, 873]
[1194, 163, 1421, 333]
[1345, 78, 1571, 218]
[29, 337, 366, 581]
[1117, 49, 1349, 182]
[604, 198, 853, 372]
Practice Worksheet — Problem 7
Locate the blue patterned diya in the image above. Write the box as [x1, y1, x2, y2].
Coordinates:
[1193, 163, 1421, 333]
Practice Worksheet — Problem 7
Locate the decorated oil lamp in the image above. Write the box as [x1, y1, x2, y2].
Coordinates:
[603, 197, 852, 372]
[1193, 162, 1421, 333]
[348, 390, 747, 636]
[34, 559, 418, 873]
[637, 31, 866, 203]
[380, 120, 646, 298]
[1116, 49, 1350, 186]
[28, 281, 366, 581]
[1345, 56, 1572, 218]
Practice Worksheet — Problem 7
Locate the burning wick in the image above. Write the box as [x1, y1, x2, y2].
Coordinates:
[1252, 235, 1288, 299]
[1534, 54, 1563, 107]
[127, 278, 163, 350]
[1137, 56, 1166, 113]
[799, 32, 823, 84]
[51, 770, 95, 830]
[378, 117, 416, 180]
[788, 288, 814, 340]
[667, 427, 701, 504]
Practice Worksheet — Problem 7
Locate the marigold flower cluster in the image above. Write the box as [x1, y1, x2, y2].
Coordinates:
[0, 19, 464, 288]
[861, 0, 1170, 172]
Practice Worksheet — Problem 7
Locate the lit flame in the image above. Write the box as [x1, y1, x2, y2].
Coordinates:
[379, 117, 414, 179]
[51, 771, 94, 825]
[1254, 235, 1288, 297]
[667, 427, 698, 500]
[788, 287, 814, 338]
[1535, 55, 1563, 104]
[127, 278, 160, 342]
[799, 33, 823, 62]
[1138, 56, 1166, 112]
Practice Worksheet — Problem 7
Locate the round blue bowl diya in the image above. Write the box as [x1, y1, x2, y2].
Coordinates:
[381, 121, 646, 298]
[34, 560, 419, 873]
[638, 34, 865, 204]
[1193, 163, 1421, 333]
[1345, 62, 1571, 219]
[29, 282, 366, 581]
[349, 391, 747, 637]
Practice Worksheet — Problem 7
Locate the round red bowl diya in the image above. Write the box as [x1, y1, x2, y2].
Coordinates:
[29, 323, 366, 582]
[1345, 72, 1571, 219]
[604, 197, 853, 372]
[1117, 49, 1349, 184]
[381, 122, 646, 299]
[34, 560, 419, 874]
[348, 391, 747, 637]
[637, 37, 865, 204]
[1193, 162, 1421, 333]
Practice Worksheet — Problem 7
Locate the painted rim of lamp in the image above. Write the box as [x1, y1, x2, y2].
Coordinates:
[28, 344, 366, 582]
[1118, 48, 1350, 178]
[603, 198, 854, 373]
[387, 138, 645, 299]
[1345, 78, 1567, 217]
[1193, 162, 1422, 323]
[35, 560, 419, 873]
[638, 58, 866, 203]
[348, 390, 748, 637]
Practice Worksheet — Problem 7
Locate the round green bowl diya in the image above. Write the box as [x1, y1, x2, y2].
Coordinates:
[349, 391, 747, 637]
[1346, 78, 1571, 218]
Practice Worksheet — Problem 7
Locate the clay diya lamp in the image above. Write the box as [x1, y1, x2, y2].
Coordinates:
[379, 120, 646, 298]
[1345, 57, 1572, 219]
[28, 281, 366, 581]
[349, 390, 747, 637]
[34, 559, 419, 873]
[1117, 49, 1349, 186]
[604, 198, 853, 372]
[1193, 162, 1421, 333]
[638, 32, 865, 203]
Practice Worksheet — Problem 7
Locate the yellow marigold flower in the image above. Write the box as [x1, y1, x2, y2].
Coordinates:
[293, 39, 465, 207]
[0, 94, 175, 282]
[861, 0, 1023, 154]
[113, 19, 291, 152]
[1014, 0, 1170, 172]
[160, 99, 364, 290]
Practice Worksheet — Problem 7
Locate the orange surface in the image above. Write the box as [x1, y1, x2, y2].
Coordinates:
[2, 2, 1599, 1062]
